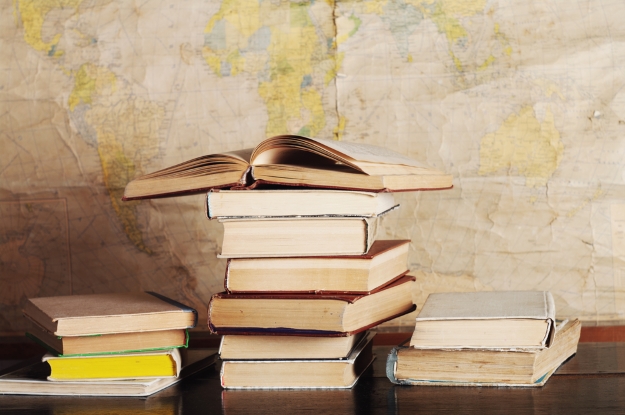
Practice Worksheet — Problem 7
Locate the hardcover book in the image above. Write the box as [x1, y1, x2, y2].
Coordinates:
[206, 189, 398, 219]
[220, 332, 375, 389]
[123, 135, 453, 200]
[218, 215, 384, 258]
[410, 291, 556, 349]
[219, 331, 367, 360]
[387, 319, 581, 387]
[43, 349, 182, 381]
[0, 349, 217, 396]
[224, 240, 410, 294]
[26, 328, 188, 357]
[207, 275, 416, 336]
[23, 292, 198, 337]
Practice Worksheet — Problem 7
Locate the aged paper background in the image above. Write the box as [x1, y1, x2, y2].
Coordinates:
[2, 0, 625, 333]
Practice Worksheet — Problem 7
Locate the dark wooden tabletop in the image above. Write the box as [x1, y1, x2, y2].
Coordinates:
[1, 343, 624, 414]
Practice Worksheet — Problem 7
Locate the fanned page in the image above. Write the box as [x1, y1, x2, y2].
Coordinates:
[250, 135, 437, 175]
[123, 149, 253, 200]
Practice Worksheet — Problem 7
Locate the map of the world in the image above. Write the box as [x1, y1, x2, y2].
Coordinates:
[2, 0, 625, 333]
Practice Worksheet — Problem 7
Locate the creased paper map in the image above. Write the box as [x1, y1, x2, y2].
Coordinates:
[2, 0, 625, 333]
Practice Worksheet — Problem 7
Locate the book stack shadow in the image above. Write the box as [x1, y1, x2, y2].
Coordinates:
[0, 293, 216, 396]
[205, 189, 418, 389]
[387, 291, 581, 387]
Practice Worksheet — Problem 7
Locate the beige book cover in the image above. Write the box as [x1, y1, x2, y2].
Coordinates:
[23, 292, 198, 337]
[416, 291, 556, 321]
[412, 291, 556, 349]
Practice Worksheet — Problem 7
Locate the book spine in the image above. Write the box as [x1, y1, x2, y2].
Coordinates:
[224, 260, 231, 292]
[207, 294, 219, 334]
[364, 216, 378, 254]
[145, 292, 198, 328]
[205, 192, 213, 219]
[385, 347, 401, 385]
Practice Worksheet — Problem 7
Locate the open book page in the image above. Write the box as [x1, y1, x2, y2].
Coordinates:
[223, 148, 254, 163]
[306, 137, 427, 168]
[137, 149, 253, 180]
[250, 136, 437, 176]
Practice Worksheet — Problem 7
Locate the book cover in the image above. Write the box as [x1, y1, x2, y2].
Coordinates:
[23, 292, 198, 337]
[207, 275, 416, 336]
[411, 291, 556, 349]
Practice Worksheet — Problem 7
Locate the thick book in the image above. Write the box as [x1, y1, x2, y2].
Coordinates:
[220, 332, 375, 389]
[26, 328, 188, 357]
[0, 349, 217, 396]
[218, 215, 384, 258]
[224, 240, 410, 293]
[219, 331, 367, 360]
[122, 135, 453, 200]
[410, 291, 556, 349]
[387, 319, 580, 387]
[23, 292, 198, 337]
[207, 275, 416, 336]
[206, 189, 398, 219]
[44, 348, 182, 381]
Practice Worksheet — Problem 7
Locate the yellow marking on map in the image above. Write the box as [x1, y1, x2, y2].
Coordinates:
[15, 0, 82, 57]
[226, 49, 245, 76]
[479, 106, 564, 187]
[203, 0, 334, 137]
[364, 0, 388, 15]
[430, 0, 487, 16]
[478, 55, 496, 71]
[68, 64, 116, 111]
[69, 65, 163, 254]
[534, 79, 565, 100]
[334, 115, 347, 141]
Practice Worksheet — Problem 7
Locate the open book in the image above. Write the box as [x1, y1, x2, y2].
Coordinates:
[123, 135, 453, 200]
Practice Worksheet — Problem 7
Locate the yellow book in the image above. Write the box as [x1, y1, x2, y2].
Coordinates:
[43, 349, 181, 381]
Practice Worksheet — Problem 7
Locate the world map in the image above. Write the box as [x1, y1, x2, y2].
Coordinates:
[2, 0, 625, 333]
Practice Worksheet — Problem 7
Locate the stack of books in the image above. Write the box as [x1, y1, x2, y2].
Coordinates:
[386, 291, 581, 387]
[120, 135, 454, 389]
[206, 189, 418, 389]
[0, 292, 216, 396]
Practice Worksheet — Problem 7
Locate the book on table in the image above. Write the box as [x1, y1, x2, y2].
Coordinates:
[410, 291, 556, 349]
[220, 332, 375, 389]
[219, 331, 367, 360]
[224, 240, 410, 294]
[0, 349, 217, 396]
[43, 348, 182, 381]
[23, 292, 198, 337]
[206, 189, 398, 219]
[26, 327, 188, 357]
[207, 275, 416, 336]
[218, 214, 388, 258]
[387, 319, 581, 387]
[122, 135, 453, 200]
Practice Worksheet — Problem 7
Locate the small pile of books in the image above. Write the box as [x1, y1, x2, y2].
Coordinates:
[120, 135, 454, 389]
[387, 291, 581, 387]
[0, 292, 216, 396]
[205, 189, 418, 389]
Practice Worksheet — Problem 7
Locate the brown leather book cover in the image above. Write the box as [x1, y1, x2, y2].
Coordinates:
[207, 275, 416, 337]
[224, 271, 410, 296]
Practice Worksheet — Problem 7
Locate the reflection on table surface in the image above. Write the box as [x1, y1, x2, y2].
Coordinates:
[1, 344, 625, 415]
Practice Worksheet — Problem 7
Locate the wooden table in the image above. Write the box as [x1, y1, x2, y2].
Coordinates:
[1, 343, 624, 414]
